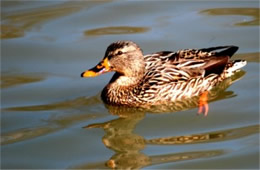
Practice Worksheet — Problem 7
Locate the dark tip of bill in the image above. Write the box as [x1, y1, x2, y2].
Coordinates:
[81, 72, 85, 77]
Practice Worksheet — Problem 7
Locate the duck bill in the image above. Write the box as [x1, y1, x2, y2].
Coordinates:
[81, 57, 111, 77]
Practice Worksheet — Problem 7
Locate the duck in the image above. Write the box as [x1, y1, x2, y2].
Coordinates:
[81, 41, 246, 115]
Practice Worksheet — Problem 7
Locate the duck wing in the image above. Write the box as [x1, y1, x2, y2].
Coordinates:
[175, 45, 239, 76]
[144, 46, 239, 83]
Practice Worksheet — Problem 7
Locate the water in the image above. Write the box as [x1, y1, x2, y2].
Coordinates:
[1, 1, 259, 169]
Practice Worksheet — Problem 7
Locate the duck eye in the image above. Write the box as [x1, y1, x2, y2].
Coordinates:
[117, 51, 123, 55]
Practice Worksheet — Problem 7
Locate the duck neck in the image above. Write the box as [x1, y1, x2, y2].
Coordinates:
[101, 58, 145, 105]
[101, 71, 144, 105]
[110, 70, 144, 88]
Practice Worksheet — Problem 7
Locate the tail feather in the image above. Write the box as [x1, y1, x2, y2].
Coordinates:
[224, 60, 247, 77]
[200, 46, 239, 57]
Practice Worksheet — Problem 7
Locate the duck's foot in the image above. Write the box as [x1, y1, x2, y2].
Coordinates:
[198, 91, 209, 116]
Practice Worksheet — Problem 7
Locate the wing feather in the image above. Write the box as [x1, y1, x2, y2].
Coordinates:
[143, 46, 238, 82]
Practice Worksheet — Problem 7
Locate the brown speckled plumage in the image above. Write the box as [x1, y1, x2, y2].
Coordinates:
[82, 41, 246, 108]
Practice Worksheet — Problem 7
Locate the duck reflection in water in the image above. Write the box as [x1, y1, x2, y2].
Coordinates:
[85, 112, 227, 169]
[85, 115, 258, 169]
[83, 71, 249, 169]
[85, 113, 228, 169]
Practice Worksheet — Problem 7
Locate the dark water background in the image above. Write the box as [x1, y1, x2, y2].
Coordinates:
[1, 1, 259, 169]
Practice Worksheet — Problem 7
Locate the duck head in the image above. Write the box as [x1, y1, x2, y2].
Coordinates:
[81, 41, 145, 78]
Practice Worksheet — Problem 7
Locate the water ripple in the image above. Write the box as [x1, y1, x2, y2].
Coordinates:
[201, 8, 259, 26]
[84, 26, 150, 36]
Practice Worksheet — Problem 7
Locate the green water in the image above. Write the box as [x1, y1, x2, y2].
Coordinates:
[1, 1, 259, 169]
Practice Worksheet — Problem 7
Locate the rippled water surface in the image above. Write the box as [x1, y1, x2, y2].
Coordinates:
[1, 1, 259, 169]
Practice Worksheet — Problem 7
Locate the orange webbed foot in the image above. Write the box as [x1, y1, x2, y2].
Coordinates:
[198, 91, 209, 116]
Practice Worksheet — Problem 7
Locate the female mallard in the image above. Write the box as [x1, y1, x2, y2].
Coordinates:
[81, 41, 246, 115]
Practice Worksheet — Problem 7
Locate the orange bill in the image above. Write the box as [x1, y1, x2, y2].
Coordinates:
[81, 57, 111, 77]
